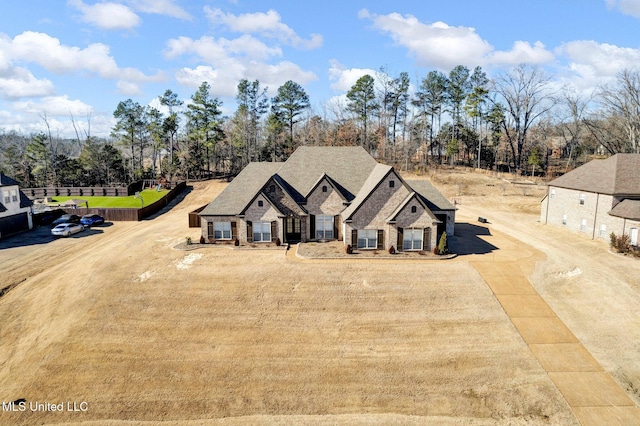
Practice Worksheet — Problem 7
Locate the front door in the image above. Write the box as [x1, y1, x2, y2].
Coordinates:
[285, 217, 301, 243]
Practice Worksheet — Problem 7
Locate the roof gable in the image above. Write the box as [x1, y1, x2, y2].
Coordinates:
[386, 192, 438, 223]
[305, 173, 349, 202]
[548, 154, 640, 196]
[405, 180, 455, 211]
[276, 146, 378, 197]
[241, 191, 284, 217]
[341, 164, 397, 220]
[200, 162, 282, 216]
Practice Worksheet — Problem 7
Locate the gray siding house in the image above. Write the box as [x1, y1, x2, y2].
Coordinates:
[540, 154, 640, 246]
[0, 173, 33, 238]
[200, 146, 455, 251]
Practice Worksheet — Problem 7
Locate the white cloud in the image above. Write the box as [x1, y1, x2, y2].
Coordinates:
[0, 31, 164, 83]
[175, 61, 316, 97]
[606, 0, 640, 17]
[328, 59, 377, 92]
[116, 80, 143, 96]
[359, 9, 554, 70]
[360, 9, 492, 69]
[0, 66, 55, 99]
[204, 7, 323, 50]
[489, 41, 555, 66]
[164, 35, 282, 63]
[559, 40, 640, 76]
[68, 0, 141, 31]
[0, 96, 114, 139]
[166, 35, 316, 96]
[13, 95, 93, 116]
[125, 0, 191, 20]
[553, 40, 640, 92]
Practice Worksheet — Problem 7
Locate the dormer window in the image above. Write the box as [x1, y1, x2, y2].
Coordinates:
[389, 180, 395, 188]
[322, 185, 327, 193]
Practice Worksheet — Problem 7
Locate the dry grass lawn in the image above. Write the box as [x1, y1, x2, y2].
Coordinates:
[1, 167, 637, 425]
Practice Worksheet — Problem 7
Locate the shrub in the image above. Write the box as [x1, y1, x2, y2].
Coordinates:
[433, 247, 439, 255]
[185, 236, 192, 245]
[199, 235, 205, 244]
[234, 238, 240, 246]
[275, 237, 281, 246]
[388, 245, 396, 255]
[346, 244, 353, 254]
[610, 232, 631, 253]
[437, 232, 448, 255]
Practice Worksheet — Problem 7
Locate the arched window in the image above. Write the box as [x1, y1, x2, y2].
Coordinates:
[322, 185, 327, 192]
[389, 180, 395, 188]
[411, 205, 417, 213]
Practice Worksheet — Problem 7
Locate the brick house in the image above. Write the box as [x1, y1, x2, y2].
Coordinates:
[0, 173, 33, 238]
[199, 146, 455, 251]
[540, 154, 640, 245]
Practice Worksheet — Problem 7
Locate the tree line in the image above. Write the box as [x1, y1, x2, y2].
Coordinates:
[2, 64, 640, 187]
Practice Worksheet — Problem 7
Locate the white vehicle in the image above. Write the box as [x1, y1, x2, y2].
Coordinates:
[51, 223, 85, 237]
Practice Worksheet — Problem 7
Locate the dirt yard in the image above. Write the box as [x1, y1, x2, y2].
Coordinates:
[0, 168, 638, 425]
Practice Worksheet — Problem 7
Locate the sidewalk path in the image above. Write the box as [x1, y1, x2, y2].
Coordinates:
[460, 224, 640, 426]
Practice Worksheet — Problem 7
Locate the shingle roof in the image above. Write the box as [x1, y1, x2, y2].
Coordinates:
[609, 199, 640, 221]
[405, 180, 456, 211]
[0, 173, 21, 187]
[548, 154, 640, 196]
[19, 191, 33, 208]
[200, 162, 283, 216]
[200, 147, 454, 220]
[276, 146, 378, 198]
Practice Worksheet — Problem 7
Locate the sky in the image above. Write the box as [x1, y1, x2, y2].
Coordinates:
[1, 0, 640, 139]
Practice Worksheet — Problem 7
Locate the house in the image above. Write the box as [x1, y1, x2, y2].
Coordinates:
[199, 146, 455, 251]
[540, 154, 640, 246]
[0, 173, 34, 238]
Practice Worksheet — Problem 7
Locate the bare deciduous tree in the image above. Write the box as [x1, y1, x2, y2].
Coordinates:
[492, 65, 555, 171]
[591, 69, 640, 154]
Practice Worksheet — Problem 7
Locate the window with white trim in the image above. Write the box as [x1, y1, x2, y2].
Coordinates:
[214, 222, 232, 239]
[550, 188, 555, 199]
[403, 228, 423, 251]
[10, 189, 17, 202]
[580, 218, 587, 232]
[599, 224, 607, 238]
[562, 214, 567, 225]
[253, 221, 271, 242]
[3, 190, 10, 204]
[315, 215, 334, 239]
[357, 229, 377, 249]
[579, 193, 585, 205]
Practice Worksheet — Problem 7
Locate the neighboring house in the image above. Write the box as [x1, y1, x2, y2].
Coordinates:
[0, 173, 34, 238]
[199, 146, 455, 251]
[540, 154, 640, 246]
